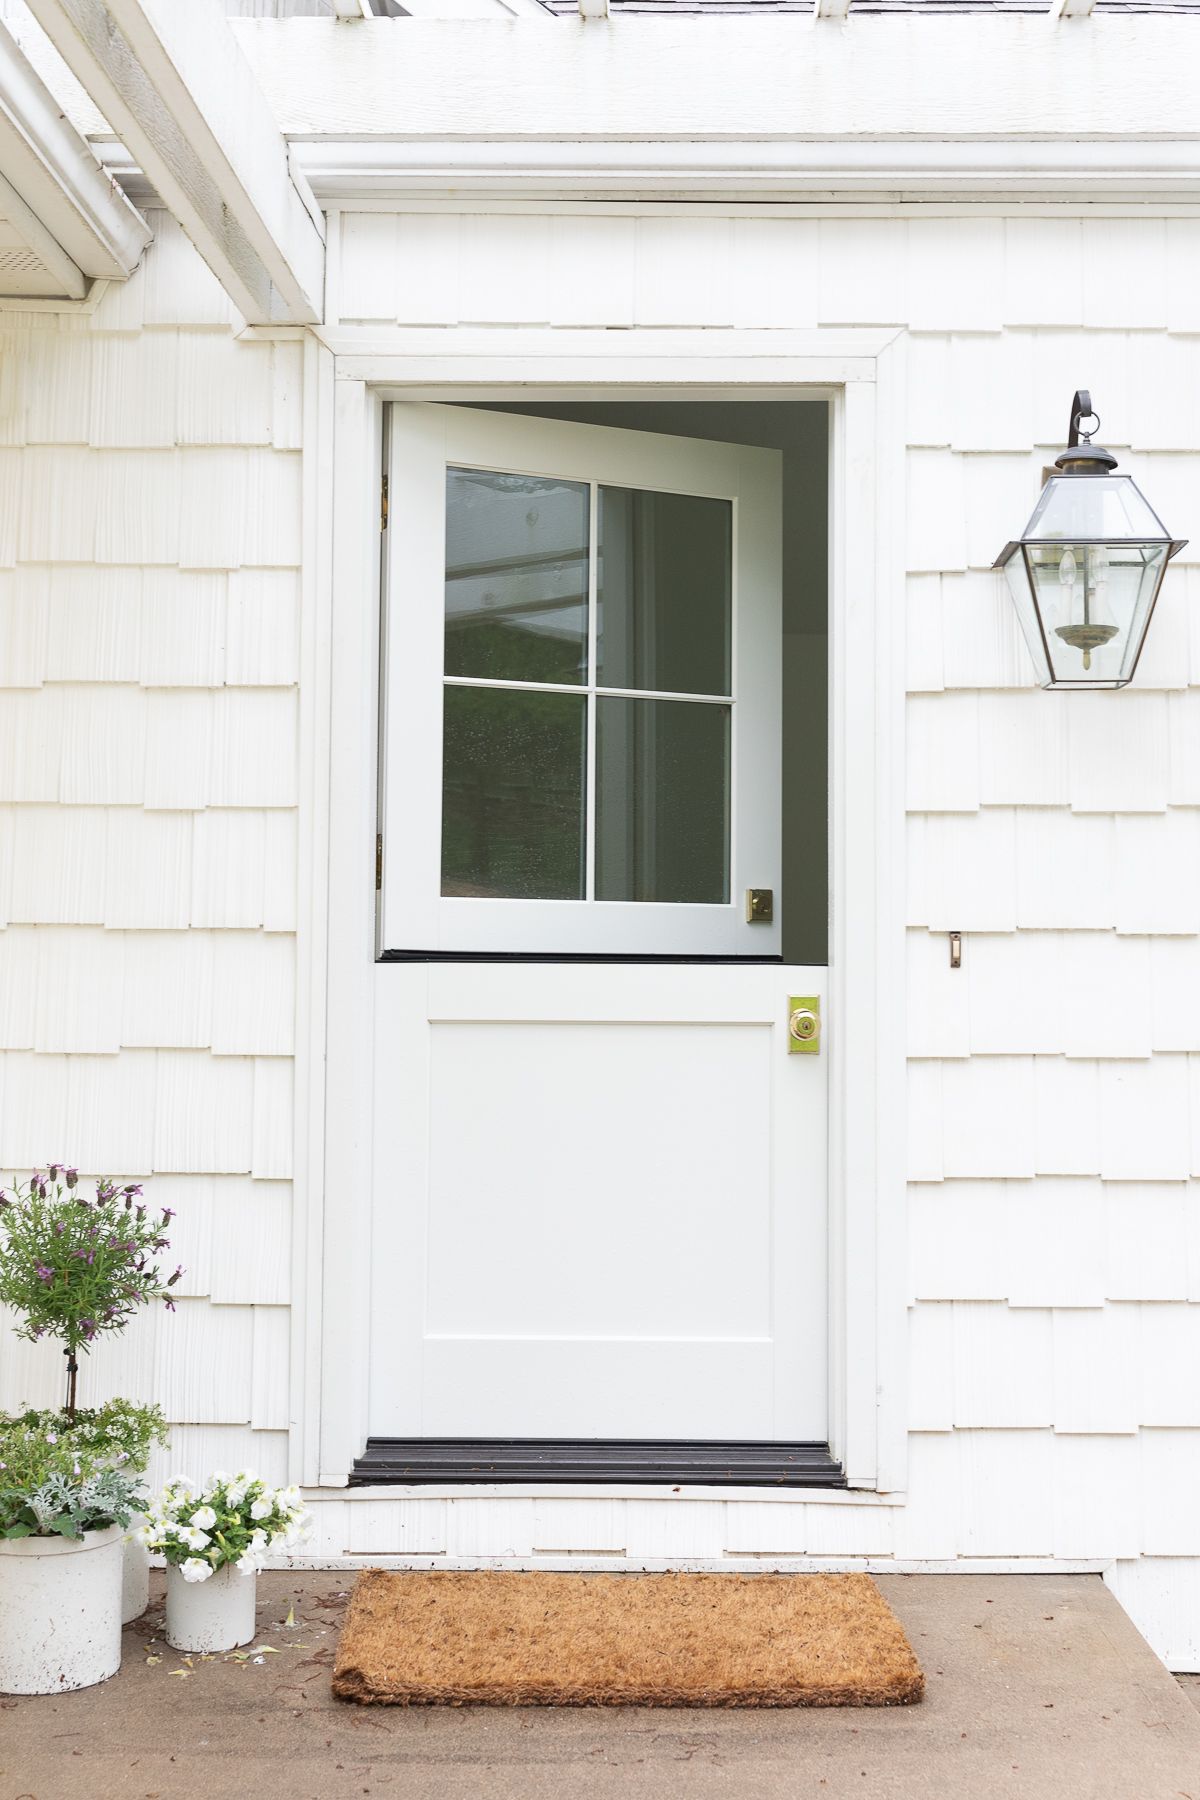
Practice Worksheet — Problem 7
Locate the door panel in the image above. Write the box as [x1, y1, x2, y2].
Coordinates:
[369, 964, 827, 1442]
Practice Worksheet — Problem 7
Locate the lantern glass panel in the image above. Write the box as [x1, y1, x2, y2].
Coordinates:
[1024, 540, 1168, 686]
[1025, 473, 1170, 544]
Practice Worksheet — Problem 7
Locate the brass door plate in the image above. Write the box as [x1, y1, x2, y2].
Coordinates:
[746, 888, 774, 924]
[788, 995, 820, 1055]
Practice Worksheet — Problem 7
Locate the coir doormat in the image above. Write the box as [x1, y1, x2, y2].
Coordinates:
[332, 1569, 924, 1708]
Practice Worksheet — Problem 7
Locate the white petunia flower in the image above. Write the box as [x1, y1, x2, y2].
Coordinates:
[180, 1526, 210, 1551]
[249, 1497, 272, 1521]
[180, 1557, 213, 1583]
[191, 1505, 217, 1531]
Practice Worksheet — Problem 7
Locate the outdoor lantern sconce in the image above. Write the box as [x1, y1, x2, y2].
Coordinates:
[993, 390, 1187, 689]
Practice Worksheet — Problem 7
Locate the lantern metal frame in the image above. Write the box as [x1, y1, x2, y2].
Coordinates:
[992, 390, 1187, 691]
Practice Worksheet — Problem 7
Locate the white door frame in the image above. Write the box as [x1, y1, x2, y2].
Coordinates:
[294, 326, 908, 1496]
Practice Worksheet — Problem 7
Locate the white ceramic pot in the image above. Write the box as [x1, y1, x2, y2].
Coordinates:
[0, 1525, 123, 1695]
[165, 1561, 257, 1653]
[121, 1526, 150, 1624]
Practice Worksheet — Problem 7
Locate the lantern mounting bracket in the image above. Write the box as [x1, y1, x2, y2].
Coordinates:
[1068, 388, 1101, 447]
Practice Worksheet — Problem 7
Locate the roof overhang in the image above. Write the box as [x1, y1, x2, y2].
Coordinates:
[0, 18, 149, 299]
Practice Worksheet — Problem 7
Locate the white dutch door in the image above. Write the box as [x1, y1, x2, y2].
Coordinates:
[373, 405, 827, 1445]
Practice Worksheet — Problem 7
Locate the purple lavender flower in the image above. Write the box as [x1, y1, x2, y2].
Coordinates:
[34, 1262, 53, 1283]
[64, 1167, 78, 1189]
[168, 1266, 183, 1286]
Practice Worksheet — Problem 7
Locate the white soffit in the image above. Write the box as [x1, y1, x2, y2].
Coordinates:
[0, 18, 148, 296]
[25, 0, 325, 324]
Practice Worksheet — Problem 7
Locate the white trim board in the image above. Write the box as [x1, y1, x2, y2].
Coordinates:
[290, 137, 1200, 207]
[303, 329, 907, 1496]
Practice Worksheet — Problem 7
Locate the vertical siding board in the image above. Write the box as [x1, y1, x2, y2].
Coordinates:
[153, 1050, 255, 1175]
[211, 933, 296, 1056]
[144, 690, 213, 810]
[905, 927, 970, 1060]
[549, 217, 637, 328]
[1052, 1307, 1139, 1434]
[1052, 1434, 1140, 1560]
[47, 567, 141, 684]
[1004, 1179, 1106, 1309]
[906, 1063, 944, 1182]
[271, 342, 304, 452]
[1015, 812, 1116, 931]
[1150, 938, 1200, 1051]
[190, 811, 267, 929]
[461, 216, 552, 326]
[225, 570, 300, 687]
[1, 1049, 67, 1166]
[1135, 1310, 1200, 1427]
[121, 931, 214, 1049]
[906, 692, 979, 813]
[623, 1500, 726, 1560]
[0, 687, 61, 801]
[252, 1057, 294, 1180]
[1033, 1057, 1101, 1178]
[1140, 1431, 1200, 1554]
[1068, 694, 1169, 813]
[94, 452, 181, 566]
[966, 931, 1060, 1056]
[390, 213, 461, 326]
[906, 450, 966, 573]
[951, 1303, 1053, 1428]
[1098, 1058, 1190, 1181]
[531, 1499, 627, 1554]
[140, 572, 227, 688]
[251, 1305, 291, 1430]
[176, 334, 274, 447]
[0, 925, 37, 1047]
[906, 219, 1003, 333]
[210, 1179, 291, 1305]
[1081, 220, 1167, 330]
[818, 219, 907, 326]
[262, 812, 299, 932]
[890, 1432, 960, 1559]
[59, 685, 147, 805]
[209, 690, 298, 808]
[34, 926, 124, 1054]
[908, 1181, 1009, 1303]
[104, 808, 192, 930]
[141, 210, 239, 330]
[0, 567, 48, 686]
[88, 333, 178, 448]
[338, 212, 402, 322]
[14, 806, 108, 924]
[941, 1056, 1035, 1180]
[978, 694, 1069, 806]
[1106, 1183, 1191, 1302]
[63, 1049, 158, 1173]
[634, 218, 735, 328]
[908, 1301, 954, 1431]
[1004, 220, 1084, 329]
[910, 810, 1018, 932]
[1057, 933, 1152, 1060]
[730, 220, 818, 329]
[905, 574, 943, 693]
[958, 1430, 1055, 1557]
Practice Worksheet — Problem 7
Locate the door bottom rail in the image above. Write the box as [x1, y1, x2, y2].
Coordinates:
[350, 1438, 846, 1487]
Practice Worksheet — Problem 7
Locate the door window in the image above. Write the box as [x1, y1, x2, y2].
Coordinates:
[380, 405, 781, 956]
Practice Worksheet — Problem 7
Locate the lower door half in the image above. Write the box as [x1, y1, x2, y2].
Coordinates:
[367, 962, 828, 1448]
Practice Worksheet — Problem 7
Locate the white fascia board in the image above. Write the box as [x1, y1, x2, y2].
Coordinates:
[26, 0, 325, 325]
[233, 14, 1200, 140]
[290, 136, 1200, 207]
[0, 21, 149, 282]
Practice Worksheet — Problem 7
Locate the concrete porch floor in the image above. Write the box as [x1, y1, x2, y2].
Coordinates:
[2, 1572, 1199, 1800]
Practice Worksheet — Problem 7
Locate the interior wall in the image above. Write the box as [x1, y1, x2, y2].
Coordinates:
[472, 400, 829, 966]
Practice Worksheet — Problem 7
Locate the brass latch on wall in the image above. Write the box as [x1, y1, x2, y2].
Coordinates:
[788, 996, 820, 1055]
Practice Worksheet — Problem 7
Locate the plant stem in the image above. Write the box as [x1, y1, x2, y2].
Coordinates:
[64, 1347, 78, 1422]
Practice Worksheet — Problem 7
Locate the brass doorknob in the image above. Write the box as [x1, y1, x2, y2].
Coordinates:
[789, 1008, 819, 1043]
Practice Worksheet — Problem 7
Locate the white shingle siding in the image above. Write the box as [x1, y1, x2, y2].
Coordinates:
[0, 210, 297, 1476]
[5, 197, 1200, 1667]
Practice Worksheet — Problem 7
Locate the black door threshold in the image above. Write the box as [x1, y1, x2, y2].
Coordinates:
[350, 1438, 845, 1488]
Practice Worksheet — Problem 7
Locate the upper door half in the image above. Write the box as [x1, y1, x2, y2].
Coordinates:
[379, 405, 783, 956]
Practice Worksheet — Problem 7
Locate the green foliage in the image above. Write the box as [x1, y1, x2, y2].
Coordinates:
[0, 1411, 149, 1540]
[0, 1168, 182, 1364]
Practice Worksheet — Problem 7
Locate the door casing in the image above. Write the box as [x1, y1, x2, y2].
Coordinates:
[295, 330, 908, 1498]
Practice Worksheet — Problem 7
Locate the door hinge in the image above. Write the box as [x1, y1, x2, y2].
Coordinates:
[380, 472, 389, 532]
[376, 832, 383, 890]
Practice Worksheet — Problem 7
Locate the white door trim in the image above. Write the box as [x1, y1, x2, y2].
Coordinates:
[297, 327, 908, 1495]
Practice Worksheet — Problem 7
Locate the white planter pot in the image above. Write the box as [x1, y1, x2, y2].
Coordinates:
[165, 1561, 257, 1653]
[0, 1525, 123, 1695]
[121, 1526, 150, 1624]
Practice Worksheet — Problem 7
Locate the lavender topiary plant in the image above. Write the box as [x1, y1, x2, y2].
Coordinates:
[0, 1167, 182, 1420]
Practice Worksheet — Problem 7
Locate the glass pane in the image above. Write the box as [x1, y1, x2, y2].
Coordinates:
[597, 487, 731, 696]
[1025, 474, 1171, 544]
[442, 686, 585, 899]
[595, 697, 730, 904]
[445, 468, 589, 685]
[1027, 541, 1168, 685]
